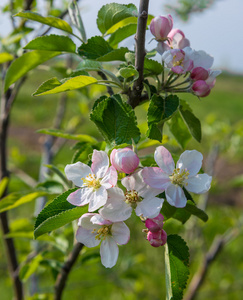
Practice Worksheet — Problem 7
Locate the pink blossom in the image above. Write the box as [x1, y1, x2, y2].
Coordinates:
[142, 146, 212, 208]
[150, 15, 173, 41]
[65, 150, 117, 212]
[162, 49, 194, 74]
[192, 80, 211, 97]
[147, 229, 167, 247]
[110, 147, 139, 174]
[190, 67, 209, 81]
[167, 28, 190, 49]
[145, 214, 164, 232]
[76, 213, 130, 268]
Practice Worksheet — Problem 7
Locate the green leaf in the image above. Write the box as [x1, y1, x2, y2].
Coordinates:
[165, 235, 190, 300]
[68, 1, 87, 42]
[144, 58, 163, 76]
[34, 189, 88, 239]
[78, 36, 113, 59]
[118, 66, 139, 79]
[0, 192, 47, 213]
[0, 52, 14, 64]
[4, 50, 61, 92]
[14, 11, 73, 33]
[24, 35, 76, 53]
[90, 94, 141, 145]
[179, 100, 201, 143]
[108, 23, 137, 47]
[97, 47, 129, 62]
[183, 200, 208, 222]
[161, 198, 177, 221]
[0, 177, 9, 198]
[76, 59, 102, 71]
[19, 254, 43, 282]
[97, 3, 137, 34]
[147, 94, 179, 142]
[33, 75, 97, 96]
[37, 128, 97, 144]
[168, 112, 191, 149]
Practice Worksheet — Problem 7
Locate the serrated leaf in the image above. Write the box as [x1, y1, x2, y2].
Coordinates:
[37, 128, 97, 143]
[24, 35, 76, 53]
[0, 177, 9, 198]
[0, 192, 47, 213]
[4, 50, 61, 92]
[0, 52, 14, 64]
[33, 75, 97, 96]
[144, 58, 163, 75]
[78, 36, 113, 59]
[108, 23, 137, 47]
[165, 235, 190, 300]
[34, 189, 87, 239]
[90, 94, 140, 145]
[97, 3, 137, 34]
[179, 100, 201, 143]
[119, 66, 139, 79]
[15, 11, 73, 33]
[97, 47, 129, 62]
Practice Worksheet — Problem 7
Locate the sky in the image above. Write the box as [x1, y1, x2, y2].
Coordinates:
[1, 0, 243, 74]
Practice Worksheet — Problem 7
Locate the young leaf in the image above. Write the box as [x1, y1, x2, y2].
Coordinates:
[78, 36, 113, 59]
[97, 48, 129, 62]
[19, 254, 43, 282]
[68, 1, 87, 42]
[108, 23, 137, 47]
[24, 35, 76, 53]
[90, 94, 141, 145]
[165, 235, 190, 300]
[14, 11, 73, 34]
[0, 52, 14, 64]
[34, 188, 87, 239]
[118, 66, 139, 79]
[0, 177, 9, 198]
[144, 58, 163, 76]
[97, 3, 137, 34]
[33, 75, 97, 96]
[4, 50, 61, 92]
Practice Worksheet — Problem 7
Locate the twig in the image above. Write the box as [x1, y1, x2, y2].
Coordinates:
[54, 242, 84, 300]
[97, 71, 114, 96]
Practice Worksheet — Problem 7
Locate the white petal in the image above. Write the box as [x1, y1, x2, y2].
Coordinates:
[142, 167, 171, 190]
[78, 213, 98, 229]
[154, 146, 175, 174]
[166, 184, 187, 208]
[185, 174, 212, 194]
[177, 150, 203, 177]
[136, 197, 164, 218]
[111, 222, 130, 245]
[121, 170, 144, 192]
[101, 166, 117, 189]
[100, 237, 119, 268]
[67, 188, 92, 206]
[64, 162, 91, 187]
[90, 214, 112, 225]
[88, 186, 108, 212]
[91, 150, 109, 179]
[76, 226, 100, 247]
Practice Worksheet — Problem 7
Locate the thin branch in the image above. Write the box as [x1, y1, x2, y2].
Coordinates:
[54, 242, 84, 300]
[97, 71, 114, 96]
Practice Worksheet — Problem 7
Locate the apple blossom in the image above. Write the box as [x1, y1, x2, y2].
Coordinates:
[142, 146, 212, 208]
[150, 15, 173, 41]
[76, 213, 130, 268]
[167, 28, 190, 49]
[110, 147, 139, 174]
[99, 170, 163, 222]
[64, 150, 117, 212]
[162, 49, 194, 74]
[147, 229, 167, 247]
[145, 213, 164, 232]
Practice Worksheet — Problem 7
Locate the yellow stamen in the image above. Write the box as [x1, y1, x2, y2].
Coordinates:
[82, 173, 101, 190]
[94, 225, 111, 240]
[170, 168, 189, 187]
[125, 190, 142, 209]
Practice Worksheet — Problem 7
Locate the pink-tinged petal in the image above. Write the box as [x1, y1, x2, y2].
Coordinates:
[111, 222, 130, 245]
[91, 150, 109, 179]
[166, 185, 187, 208]
[67, 188, 92, 206]
[88, 186, 107, 212]
[76, 226, 100, 247]
[178, 37, 190, 49]
[135, 197, 164, 218]
[177, 150, 203, 177]
[145, 214, 164, 232]
[185, 174, 212, 194]
[142, 167, 171, 190]
[101, 166, 117, 189]
[171, 66, 184, 74]
[78, 213, 99, 229]
[65, 162, 91, 187]
[121, 170, 143, 191]
[90, 214, 112, 226]
[100, 237, 119, 268]
[154, 146, 175, 174]
[156, 41, 170, 55]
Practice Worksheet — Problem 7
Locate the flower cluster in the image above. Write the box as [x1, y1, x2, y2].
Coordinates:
[65, 146, 212, 267]
[150, 15, 221, 97]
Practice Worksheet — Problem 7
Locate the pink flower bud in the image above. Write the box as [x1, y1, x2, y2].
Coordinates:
[145, 214, 164, 232]
[191, 67, 209, 81]
[192, 80, 211, 97]
[147, 229, 167, 247]
[150, 15, 173, 41]
[167, 28, 190, 49]
[110, 148, 139, 174]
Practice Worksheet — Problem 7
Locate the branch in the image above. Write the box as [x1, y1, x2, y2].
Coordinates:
[128, 0, 149, 108]
[97, 71, 114, 96]
[54, 242, 84, 300]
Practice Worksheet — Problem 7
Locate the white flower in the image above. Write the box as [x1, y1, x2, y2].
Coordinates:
[99, 170, 163, 221]
[64, 150, 117, 212]
[142, 146, 212, 208]
[76, 213, 130, 268]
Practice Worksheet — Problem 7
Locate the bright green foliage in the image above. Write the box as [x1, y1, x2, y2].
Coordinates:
[14, 11, 73, 33]
[37, 129, 97, 143]
[97, 47, 129, 62]
[118, 66, 139, 79]
[0, 192, 47, 213]
[0, 177, 9, 198]
[165, 235, 190, 300]
[97, 3, 137, 34]
[108, 23, 137, 46]
[147, 95, 179, 142]
[90, 94, 141, 145]
[0, 52, 14, 64]
[32, 75, 97, 96]
[144, 58, 164, 76]
[4, 50, 61, 92]
[19, 254, 43, 282]
[24, 35, 76, 53]
[34, 188, 88, 239]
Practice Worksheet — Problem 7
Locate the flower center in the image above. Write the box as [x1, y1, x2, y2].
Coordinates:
[125, 190, 142, 209]
[173, 55, 184, 67]
[170, 168, 189, 186]
[92, 225, 111, 240]
[82, 173, 101, 190]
